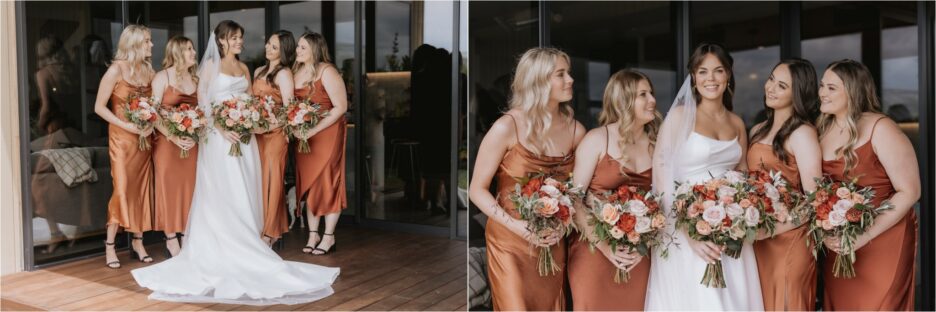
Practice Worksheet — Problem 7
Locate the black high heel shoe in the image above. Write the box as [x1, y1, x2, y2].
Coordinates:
[312, 233, 337, 255]
[164, 234, 180, 258]
[302, 230, 320, 254]
[103, 240, 121, 269]
[130, 236, 154, 263]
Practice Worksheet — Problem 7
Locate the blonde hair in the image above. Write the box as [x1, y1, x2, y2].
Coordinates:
[816, 59, 882, 175]
[508, 47, 574, 156]
[598, 70, 662, 174]
[161, 36, 199, 86]
[113, 25, 154, 82]
[293, 32, 333, 90]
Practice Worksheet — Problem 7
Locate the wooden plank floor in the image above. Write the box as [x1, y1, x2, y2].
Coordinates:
[0, 226, 467, 311]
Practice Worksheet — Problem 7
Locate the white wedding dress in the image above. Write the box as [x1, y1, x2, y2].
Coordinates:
[131, 73, 340, 306]
[644, 132, 764, 310]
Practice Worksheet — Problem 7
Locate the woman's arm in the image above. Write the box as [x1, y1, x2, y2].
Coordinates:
[305, 65, 347, 138]
[758, 125, 822, 239]
[93, 64, 143, 134]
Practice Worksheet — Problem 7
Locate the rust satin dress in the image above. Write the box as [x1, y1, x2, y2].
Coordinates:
[748, 143, 816, 310]
[294, 80, 347, 216]
[252, 78, 289, 239]
[568, 129, 652, 311]
[821, 117, 917, 310]
[152, 84, 198, 234]
[486, 115, 574, 311]
[106, 79, 154, 233]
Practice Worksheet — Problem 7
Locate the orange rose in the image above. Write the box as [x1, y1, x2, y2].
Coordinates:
[846, 208, 861, 222]
[617, 214, 637, 233]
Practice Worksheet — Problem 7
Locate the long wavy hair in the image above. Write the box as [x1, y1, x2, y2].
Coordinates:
[161, 36, 199, 86]
[598, 69, 662, 174]
[293, 32, 333, 90]
[816, 59, 882, 175]
[258, 30, 296, 88]
[688, 42, 735, 111]
[214, 20, 244, 58]
[112, 24, 154, 82]
[749, 58, 819, 164]
[508, 47, 574, 156]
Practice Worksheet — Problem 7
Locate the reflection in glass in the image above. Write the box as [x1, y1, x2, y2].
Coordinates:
[25, 1, 122, 265]
[363, 1, 455, 227]
[280, 1, 323, 37]
[550, 1, 676, 124]
[129, 2, 199, 71]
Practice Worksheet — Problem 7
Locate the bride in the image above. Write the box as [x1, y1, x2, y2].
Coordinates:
[132, 20, 339, 305]
[645, 43, 763, 310]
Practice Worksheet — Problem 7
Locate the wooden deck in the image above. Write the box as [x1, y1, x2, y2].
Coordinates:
[0, 226, 467, 311]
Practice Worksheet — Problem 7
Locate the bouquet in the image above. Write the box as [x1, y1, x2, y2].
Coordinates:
[159, 103, 208, 158]
[805, 176, 893, 278]
[508, 172, 583, 276]
[123, 94, 159, 151]
[256, 94, 285, 131]
[587, 184, 666, 283]
[283, 98, 328, 153]
[746, 170, 807, 235]
[673, 170, 765, 288]
[212, 94, 265, 156]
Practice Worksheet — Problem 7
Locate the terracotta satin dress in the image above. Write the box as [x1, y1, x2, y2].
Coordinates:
[294, 80, 347, 216]
[568, 127, 652, 311]
[252, 78, 289, 239]
[748, 143, 817, 310]
[106, 79, 154, 233]
[486, 114, 575, 311]
[821, 117, 917, 310]
[153, 83, 198, 234]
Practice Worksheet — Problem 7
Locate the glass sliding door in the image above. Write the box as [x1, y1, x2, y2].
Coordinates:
[361, 0, 458, 229]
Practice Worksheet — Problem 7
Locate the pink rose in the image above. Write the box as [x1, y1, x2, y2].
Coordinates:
[702, 200, 717, 209]
[851, 193, 866, 204]
[702, 204, 726, 226]
[652, 213, 666, 229]
[828, 210, 847, 227]
[689, 202, 704, 218]
[821, 219, 835, 230]
[225, 119, 235, 127]
[832, 199, 854, 213]
[627, 230, 641, 244]
[544, 177, 562, 188]
[836, 187, 851, 199]
[744, 206, 761, 227]
[601, 203, 620, 225]
[536, 197, 560, 216]
[695, 220, 712, 235]
[739, 198, 752, 208]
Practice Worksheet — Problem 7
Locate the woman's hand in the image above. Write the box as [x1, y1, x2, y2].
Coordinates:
[597, 242, 642, 271]
[170, 136, 196, 150]
[505, 219, 561, 248]
[823, 236, 843, 254]
[221, 129, 243, 144]
[687, 235, 722, 264]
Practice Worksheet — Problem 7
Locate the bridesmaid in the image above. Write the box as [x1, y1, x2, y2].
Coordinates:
[748, 59, 822, 310]
[817, 59, 920, 310]
[293, 32, 348, 255]
[253, 30, 296, 247]
[151, 36, 199, 257]
[92, 25, 156, 268]
[568, 69, 660, 310]
[468, 47, 585, 310]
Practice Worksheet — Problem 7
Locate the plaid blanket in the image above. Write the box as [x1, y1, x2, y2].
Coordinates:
[36, 148, 98, 187]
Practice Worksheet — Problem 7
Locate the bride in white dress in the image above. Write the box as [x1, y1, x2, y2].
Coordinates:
[132, 20, 339, 306]
[645, 44, 763, 310]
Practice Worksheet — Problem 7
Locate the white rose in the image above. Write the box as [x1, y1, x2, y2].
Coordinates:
[703, 204, 727, 226]
[171, 112, 184, 123]
[559, 195, 573, 208]
[729, 225, 747, 240]
[251, 110, 261, 122]
[726, 203, 744, 218]
[626, 199, 649, 217]
[228, 109, 242, 120]
[717, 185, 738, 199]
[539, 184, 561, 199]
[190, 119, 201, 128]
[829, 210, 847, 227]
[676, 183, 692, 196]
[724, 170, 746, 184]
[832, 199, 854, 213]
[764, 183, 780, 201]
[292, 115, 305, 125]
[610, 227, 625, 239]
[635, 216, 653, 234]
[744, 206, 761, 227]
